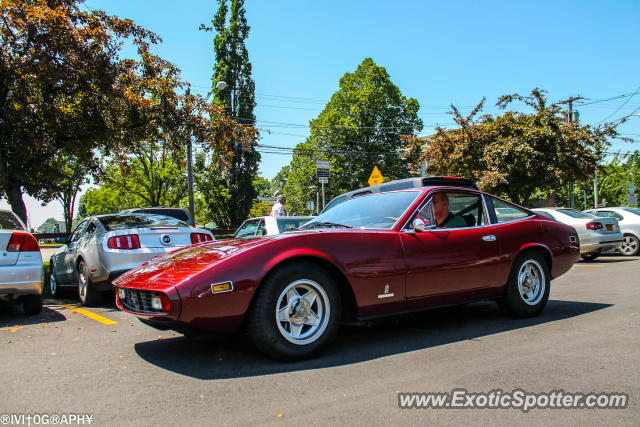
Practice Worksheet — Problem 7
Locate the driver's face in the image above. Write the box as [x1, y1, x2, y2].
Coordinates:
[433, 194, 449, 219]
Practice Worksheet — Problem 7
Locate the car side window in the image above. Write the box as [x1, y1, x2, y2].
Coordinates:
[235, 219, 260, 238]
[256, 220, 267, 236]
[427, 192, 486, 229]
[70, 220, 89, 242]
[415, 200, 436, 227]
[491, 197, 530, 223]
[85, 222, 97, 235]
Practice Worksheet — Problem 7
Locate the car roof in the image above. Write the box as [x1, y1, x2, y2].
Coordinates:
[322, 176, 478, 213]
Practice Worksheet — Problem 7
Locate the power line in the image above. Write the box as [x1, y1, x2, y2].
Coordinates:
[597, 86, 640, 124]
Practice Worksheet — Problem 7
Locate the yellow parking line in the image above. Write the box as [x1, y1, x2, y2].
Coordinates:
[56, 302, 118, 325]
[0, 326, 23, 332]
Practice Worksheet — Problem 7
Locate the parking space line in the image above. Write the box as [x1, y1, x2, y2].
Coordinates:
[0, 326, 23, 333]
[56, 302, 118, 325]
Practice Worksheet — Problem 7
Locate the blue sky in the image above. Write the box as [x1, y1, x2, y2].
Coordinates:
[3, 0, 639, 227]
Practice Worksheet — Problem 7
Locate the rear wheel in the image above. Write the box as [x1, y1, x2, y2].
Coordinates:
[498, 252, 550, 318]
[247, 262, 341, 361]
[22, 294, 42, 315]
[77, 261, 101, 306]
[620, 234, 639, 256]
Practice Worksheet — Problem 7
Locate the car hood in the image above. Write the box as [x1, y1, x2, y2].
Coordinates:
[113, 236, 275, 287]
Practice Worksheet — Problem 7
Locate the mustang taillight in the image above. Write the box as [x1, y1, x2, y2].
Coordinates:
[6, 232, 40, 252]
[191, 233, 213, 244]
[586, 222, 603, 230]
[108, 235, 141, 249]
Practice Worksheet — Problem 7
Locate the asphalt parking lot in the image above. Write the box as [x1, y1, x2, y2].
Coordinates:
[1, 256, 638, 426]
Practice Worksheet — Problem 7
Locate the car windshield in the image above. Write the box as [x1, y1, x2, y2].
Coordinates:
[557, 209, 597, 219]
[301, 191, 420, 230]
[127, 208, 190, 222]
[0, 211, 25, 230]
[622, 207, 640, 216]
[98, 214, 190, 231]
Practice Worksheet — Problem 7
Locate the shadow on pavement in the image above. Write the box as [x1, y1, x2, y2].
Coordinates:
[578, 256, 637, 264]
[134, 299, 612, 380]
[0, 300, 67, 327]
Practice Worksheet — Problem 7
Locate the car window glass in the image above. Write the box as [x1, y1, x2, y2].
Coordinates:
[592, 211, 611, 217]
[277, 218, 312, 233]
[622, 207, 640, 216]
[301, 191, 421, 230]
[256, 220, 267, 236]
[129, 208, 190, 222]
[70, 220, 89, 242]
[491, 198, 530, 223]
[98, 214, 189, 230]
[430, 192, 485, 228]
[557, 209, 597, 219]
[85, 222, 97, 235]
[0, 211, 25, 230]
[235, 219, 260, 238]
[323, 196, 347, 212]
[415, 200, 436, 227]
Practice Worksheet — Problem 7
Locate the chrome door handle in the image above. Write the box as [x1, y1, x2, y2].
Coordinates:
[482, 235, 496, 242]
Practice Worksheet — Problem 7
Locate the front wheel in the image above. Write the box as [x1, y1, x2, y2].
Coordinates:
[498, 253, 550, 318]
[247, 262, 341, 361]
[620, 234, 639, 256]
[77, 261, 101, 306]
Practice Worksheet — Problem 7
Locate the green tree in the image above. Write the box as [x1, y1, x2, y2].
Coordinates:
[253, 175, 272, 197]
[283, 58, 423, 214]
[271, 165, 290, 197]
[39, 155, 90, 233]
[409, 89, 617, 206]
[598, 152, 640, 207]
[0, 0, 159, 225]
[199, 0, 260, 227]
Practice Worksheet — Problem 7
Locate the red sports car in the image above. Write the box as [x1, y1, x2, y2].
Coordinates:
[114, 186, 579, 360]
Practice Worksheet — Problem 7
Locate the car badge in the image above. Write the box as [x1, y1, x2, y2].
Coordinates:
[160, 234, 172, 246]
[378, 284, 394, 299]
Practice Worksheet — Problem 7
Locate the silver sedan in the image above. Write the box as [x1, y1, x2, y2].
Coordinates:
[0, 210, 44, 315]
[585, 207, 640, 256]
[50, 213, 214, 306]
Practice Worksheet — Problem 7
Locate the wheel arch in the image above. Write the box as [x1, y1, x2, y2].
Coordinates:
[515, 244, 552, 276]
[250, 255, 358, 322]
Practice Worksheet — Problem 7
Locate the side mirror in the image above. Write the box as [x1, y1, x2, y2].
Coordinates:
[413, 217, 426, 233]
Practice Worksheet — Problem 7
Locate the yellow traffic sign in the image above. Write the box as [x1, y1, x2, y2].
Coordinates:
[368, 166, 384, 186]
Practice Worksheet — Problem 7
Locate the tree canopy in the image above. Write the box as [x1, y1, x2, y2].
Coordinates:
[198, 0, 260, 227]
[282, 58, 423, 214]
[407, 89, 618, 206]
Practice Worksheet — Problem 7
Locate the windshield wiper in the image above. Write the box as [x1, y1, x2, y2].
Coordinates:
[301, 221, 353, 229]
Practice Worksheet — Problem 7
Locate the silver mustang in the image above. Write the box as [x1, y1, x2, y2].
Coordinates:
[50, 213, 214, 306]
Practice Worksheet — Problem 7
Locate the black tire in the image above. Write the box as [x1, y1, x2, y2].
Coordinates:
[620, 234, 639, 256]
[22, 294, 42, 315]
[581, 252, 600, 261]
[49, 259, 64, 298]
[498, 252, 550, 318]
[247, 262, 341, 361]
[77, 260, 101, 306]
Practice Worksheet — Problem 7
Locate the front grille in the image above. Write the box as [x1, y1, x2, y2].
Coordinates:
[120, 288, 166, 314]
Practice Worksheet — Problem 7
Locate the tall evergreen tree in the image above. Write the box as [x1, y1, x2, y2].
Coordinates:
[199, 0, 260, 227]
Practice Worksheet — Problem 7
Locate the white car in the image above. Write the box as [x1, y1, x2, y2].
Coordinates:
[584, 207, 640, 256]
[50, 213, 214, 306]
[532, 207, 623, 261]
[234, 216, 314, 238]
[0, 210, 44, 315]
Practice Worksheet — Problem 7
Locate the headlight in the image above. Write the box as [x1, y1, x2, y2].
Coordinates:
[118, 288, 126, 300]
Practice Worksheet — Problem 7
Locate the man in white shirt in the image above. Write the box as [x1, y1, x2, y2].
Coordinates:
[271, 195, 287, 216]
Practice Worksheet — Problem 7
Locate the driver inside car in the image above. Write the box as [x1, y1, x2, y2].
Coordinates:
[433, 193, 467, 228]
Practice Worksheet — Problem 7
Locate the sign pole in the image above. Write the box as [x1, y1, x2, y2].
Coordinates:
[321, 182, 325, 210]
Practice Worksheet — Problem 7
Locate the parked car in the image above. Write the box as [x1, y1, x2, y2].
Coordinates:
[114, 186, 579, 361]
[321, 175, 479, 212]
[0, 210, 44, 315]
[234, 216, 314, 238]
[120, 207, 195, 226]
[584, 207, 640, 256]
[531, 207, 623, 260]
[50, 213, 214, 306]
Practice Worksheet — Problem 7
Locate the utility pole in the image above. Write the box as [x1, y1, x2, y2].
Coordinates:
[559, 96, 584, 209]
[185, 89, 195, 222]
